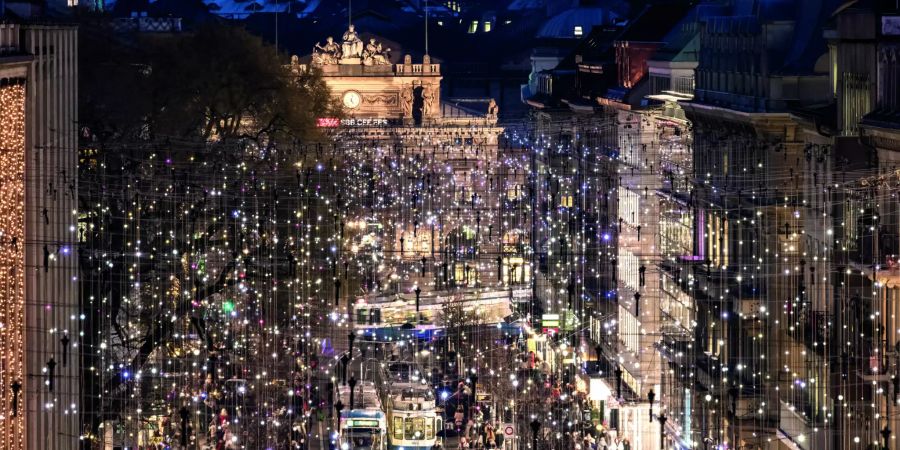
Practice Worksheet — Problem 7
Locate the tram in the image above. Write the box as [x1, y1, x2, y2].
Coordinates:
[377, 361, 443, 450]
[352, 288, 513, 330]
[337, 380, 388, 450]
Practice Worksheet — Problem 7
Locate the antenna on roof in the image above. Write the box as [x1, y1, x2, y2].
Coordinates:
[349, 0, 352, 27]
[275, 0, 279, 52]
[425, 0, 430, 57]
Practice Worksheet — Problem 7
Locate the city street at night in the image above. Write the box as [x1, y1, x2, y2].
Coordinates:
[1, 1, 900, 449]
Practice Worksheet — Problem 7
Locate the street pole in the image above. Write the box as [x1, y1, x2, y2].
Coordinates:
[530, 419, 541, 450]
[658, 414, 667, 450]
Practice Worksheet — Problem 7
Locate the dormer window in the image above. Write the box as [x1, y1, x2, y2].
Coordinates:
[574, 26, 583, 36]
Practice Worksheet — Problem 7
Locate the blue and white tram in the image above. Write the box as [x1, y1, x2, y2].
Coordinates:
[380, 362, 443, 450]
[353, 288, 513, 331]
[338, 381, 388, 450]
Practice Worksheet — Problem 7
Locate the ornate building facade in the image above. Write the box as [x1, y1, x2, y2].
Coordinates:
[291, 26, 527, 333]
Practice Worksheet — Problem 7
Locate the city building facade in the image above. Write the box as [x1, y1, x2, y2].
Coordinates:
[0, 21, 79, 450]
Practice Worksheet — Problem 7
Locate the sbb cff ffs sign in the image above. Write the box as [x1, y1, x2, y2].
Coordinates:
[542, 313, 560, 335]
[316, 117, 394, 128]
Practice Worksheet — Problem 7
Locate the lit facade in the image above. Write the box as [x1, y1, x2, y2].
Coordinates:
[292, 26, 526, 332]
[0, 23, 79, 450]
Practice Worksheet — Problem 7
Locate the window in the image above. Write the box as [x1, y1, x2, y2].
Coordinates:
[468, 21, 479, 33]
[425, 418, 435, 439]
[356, 308, 369, 324]
[413, 417, 425, 439]
[842, 72, 872, 135]
[506, 184, 523, 201]
[404, 417, 415, 440]
[393, 417, 404, 440]
[574, 26, 583, 36]
[484, 21, 492, 32]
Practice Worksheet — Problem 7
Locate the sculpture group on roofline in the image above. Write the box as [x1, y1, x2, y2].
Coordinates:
[312, 24, 392, 66]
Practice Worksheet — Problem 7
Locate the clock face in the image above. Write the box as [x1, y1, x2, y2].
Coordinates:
[342, 91, 361, 109]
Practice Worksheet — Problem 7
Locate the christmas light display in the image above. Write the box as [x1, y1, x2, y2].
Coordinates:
[68, 72, 900, 450]
[0, 81, 27, 450]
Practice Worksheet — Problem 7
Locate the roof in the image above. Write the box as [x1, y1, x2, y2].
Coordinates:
[649, 3, 729, 63]
[507, 0, 543, 10]
[778, 0, 841, 75]
[537, 5, 624, 39]
[862, 109, 900, 130]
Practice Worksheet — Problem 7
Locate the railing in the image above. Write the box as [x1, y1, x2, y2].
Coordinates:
[394, 63, 441, 75]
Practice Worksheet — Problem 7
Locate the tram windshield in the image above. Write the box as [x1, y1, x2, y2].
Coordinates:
[345, 430, 381, 449]
[393, 416, 436, 441]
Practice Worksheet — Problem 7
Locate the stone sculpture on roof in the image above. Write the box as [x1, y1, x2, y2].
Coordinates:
[311, 25, 394, 67]
[312, 36, 341, 65]
[341, 24, 364, 61]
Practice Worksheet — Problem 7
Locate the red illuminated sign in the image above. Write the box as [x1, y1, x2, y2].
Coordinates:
[316, 117, 340, 128]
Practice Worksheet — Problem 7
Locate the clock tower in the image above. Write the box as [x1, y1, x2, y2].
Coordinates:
[296, 26, 443, 124]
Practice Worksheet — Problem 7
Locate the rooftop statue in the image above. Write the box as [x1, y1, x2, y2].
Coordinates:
[341, 24, 363, 61]
[487, 99, 499, 117]
[312, 36, 340, 65]
[362, 38, 392, 66]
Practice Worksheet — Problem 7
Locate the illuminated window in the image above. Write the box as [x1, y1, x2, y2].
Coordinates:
[574, 26, 583, 36]
[506, 184, 523, 201]
[618, 189, 640, 225]
[468, 21, 479, 33]
[560, 195, 573, 208]
[484, 21, 492, 32]
[393, 417, 404, 440]
[504, 19, 512, 25]
[437, 21, 443, 26]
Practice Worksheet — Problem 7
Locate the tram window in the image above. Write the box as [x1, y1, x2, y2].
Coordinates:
[425, 418, 435, 439]
[371, 309, 381, 324]
[393, 417, 404, 440]
[404, 417, 415, 440]
[356, 308, 369, 324]
[413, 417, 426, 439]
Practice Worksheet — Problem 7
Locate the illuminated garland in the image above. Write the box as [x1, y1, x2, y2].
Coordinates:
[0, 81, 27, 450]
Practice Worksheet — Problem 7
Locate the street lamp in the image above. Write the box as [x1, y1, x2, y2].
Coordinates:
[415, 286, 422, 319]
[340, 353, 350, 385]
[658, 413, 667, 450]
[348, 332, 357, 360]
[334, 399, 344, 424]
[530, 418, 541, 449]
[647, 388, 655, 422]
[179, 406, 190, 447]
[882, 425, 892, 450]
[349, 376, 357, 410]
[614, 366, 623, 400]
